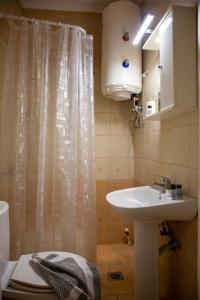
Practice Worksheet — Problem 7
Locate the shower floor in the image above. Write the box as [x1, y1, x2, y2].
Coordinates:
[97, 243, 135, 300]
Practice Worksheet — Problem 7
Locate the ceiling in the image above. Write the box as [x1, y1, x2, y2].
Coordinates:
[19, 0, 137, 13]
[19, 0, 197, 13]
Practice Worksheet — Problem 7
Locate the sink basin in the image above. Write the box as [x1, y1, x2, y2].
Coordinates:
[106, 186, 197, 222]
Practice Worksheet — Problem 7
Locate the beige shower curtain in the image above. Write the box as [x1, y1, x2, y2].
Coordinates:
[0, 18, 96, 261]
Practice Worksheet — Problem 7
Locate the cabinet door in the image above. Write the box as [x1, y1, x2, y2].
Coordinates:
[160, 13, 174, 111]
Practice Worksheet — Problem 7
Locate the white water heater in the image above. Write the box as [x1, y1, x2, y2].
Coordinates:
[102, 0, 142, 101]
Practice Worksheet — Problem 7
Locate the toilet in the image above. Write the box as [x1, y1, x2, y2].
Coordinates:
[0, 201, 61, 300]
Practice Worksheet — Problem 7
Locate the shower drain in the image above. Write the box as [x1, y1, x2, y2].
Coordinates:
[107, 271, 124, 281]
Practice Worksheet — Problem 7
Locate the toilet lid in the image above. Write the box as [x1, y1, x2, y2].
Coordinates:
[10, 252, 54, 291]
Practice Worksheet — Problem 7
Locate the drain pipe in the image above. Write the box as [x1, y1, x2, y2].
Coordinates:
[159, 221, 181, 255]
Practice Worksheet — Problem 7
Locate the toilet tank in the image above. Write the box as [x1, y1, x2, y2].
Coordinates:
[0, 201, 10, 261]
[102, 0, 142, 100]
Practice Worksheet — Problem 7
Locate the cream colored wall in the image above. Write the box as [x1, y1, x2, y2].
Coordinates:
[95, 99, 134, 180]
[134, 114, 198, 198]
[134, 44, 198, 300]
[0, 0, 22, 14]
[134, 114, 198, 300]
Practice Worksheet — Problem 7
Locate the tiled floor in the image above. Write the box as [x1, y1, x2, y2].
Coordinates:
[97, 243, 135, 300]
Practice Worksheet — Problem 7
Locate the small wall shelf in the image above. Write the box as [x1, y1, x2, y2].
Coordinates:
[145, 105, 196, 121]
[143, 5, 197, 121]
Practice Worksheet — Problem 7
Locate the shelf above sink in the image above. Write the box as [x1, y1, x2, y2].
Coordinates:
[145, 105, 197, 121]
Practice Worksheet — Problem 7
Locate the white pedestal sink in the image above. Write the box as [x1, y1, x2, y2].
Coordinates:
[106, 186, 197, 300]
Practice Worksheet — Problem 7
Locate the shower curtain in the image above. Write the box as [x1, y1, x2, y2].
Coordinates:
[0, 19, 96, 261]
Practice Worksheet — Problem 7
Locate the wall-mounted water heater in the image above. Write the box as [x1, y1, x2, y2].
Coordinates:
[101, 0, 142, 101]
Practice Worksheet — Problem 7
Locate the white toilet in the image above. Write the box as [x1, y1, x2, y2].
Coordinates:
[0, 201, 60, 300]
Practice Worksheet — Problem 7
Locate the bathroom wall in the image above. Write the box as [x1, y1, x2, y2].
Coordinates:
[134, 112, 198, 300]
[136, 2, 198, 299]
[134, 39, 199, 300]
[22, 7, 135, 244]
[0, 0, 22, 14]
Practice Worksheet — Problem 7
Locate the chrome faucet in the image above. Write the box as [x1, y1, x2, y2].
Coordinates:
[152, 175, 171, 193]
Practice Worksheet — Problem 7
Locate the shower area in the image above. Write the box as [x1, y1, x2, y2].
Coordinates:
[0, 9, 96, 262]
[0, 2, 137, 297]
[0, 1, 138, 256]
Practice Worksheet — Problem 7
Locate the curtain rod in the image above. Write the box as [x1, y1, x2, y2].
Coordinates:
[0, 12, 86, 34]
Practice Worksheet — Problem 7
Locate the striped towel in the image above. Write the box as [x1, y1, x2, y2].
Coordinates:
[32, 252, 100, 300]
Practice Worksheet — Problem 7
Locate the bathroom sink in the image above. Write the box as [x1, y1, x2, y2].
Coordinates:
[106, 186, 197, 222]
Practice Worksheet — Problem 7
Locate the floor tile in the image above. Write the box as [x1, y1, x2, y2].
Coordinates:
[97, 244, 135, 298]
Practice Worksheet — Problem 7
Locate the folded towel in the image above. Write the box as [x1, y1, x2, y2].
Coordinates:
[32, 252, 100, 300]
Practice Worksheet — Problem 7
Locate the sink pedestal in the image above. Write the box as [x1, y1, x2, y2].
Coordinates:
[134, 222, 160, 300]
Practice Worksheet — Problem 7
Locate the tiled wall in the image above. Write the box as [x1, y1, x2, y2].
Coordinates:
[134, 51, 198, 300]
[95, 98, 134, 180]
[139, 4, 199, 298]
[134, 113, 198, 198]
[134, 114, 198, 300]
[0, 0, 22, 15]
[95, 95, 135, 244]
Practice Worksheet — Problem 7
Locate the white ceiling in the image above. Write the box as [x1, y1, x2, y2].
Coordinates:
[19, 0, 142, 13]
[19, 0, 197, 13]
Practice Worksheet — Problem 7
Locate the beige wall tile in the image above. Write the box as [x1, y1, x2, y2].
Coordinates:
[161, 129, 174, 164]
[106, 223, 133, 244]
[111, 113, 132, 136]
[142, 120, 152, 133]
[189, 124, 198, 169]
[189, 168, 198, 199]
[95, 113, 110, 135]
[134, 158, 144, 184]
[128, 136, 134, 158]
[173, 126, 190, 167]
[95, 135, 110, 157]
[97, 223, 109, 244]
[96, 158, 110, 179]
[110, 158, 129, 179]
[128, 159, 134, 179]
[96, 180, 109, 202]
[151, 120, 161, 132]
[97, 202, 111, 223]
[143, 160, 161, 185]
[94, 90, 110, 113]
[110, 136, 129, 158]
[160, 163, 174, 183]
[134, 133, 144, 158]
[170, 112, 191, 128]
[110, 100, 132, 113]
[108, 179, 135, 192]
[173, 165, 190, 196]
[143, 133, 152, 160]
[190, 110, 199, 124]
[151, 131, 161, 161]
[0, 0, 22, 15]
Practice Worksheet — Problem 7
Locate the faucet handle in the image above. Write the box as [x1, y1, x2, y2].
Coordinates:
[154, 175, 171, 188]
